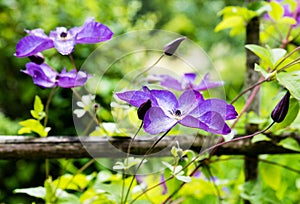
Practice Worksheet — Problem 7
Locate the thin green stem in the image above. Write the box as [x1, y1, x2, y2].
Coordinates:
[44, 87, 58, 127]
[120, 122, 143, 203]
[273, 46, 300, 72]
[123, 128, 171, 204]
[132, 54, 165, 85]
[277, 57, 300, 72]
[69, 54, 77, 70]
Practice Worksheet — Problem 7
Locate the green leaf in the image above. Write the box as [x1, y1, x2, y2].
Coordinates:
[270, 48, 286, 67]
[251, 134, 270, 143]
[18, 119, 50, 137]
[215, 16, 244, 32]
[34, 95, 44, 113]
[245, 44, 272, 67]
[53, 173, 95, 191]
[254, 63, 269, 78]
[273, 98, 299, 131]
[278, 16, 297, 25]
[269, 1, 284, 21]
[30, 95, 45, 120]
[279, 137, 300, 152]
[277, 71, 300, 100]
[14, 187, 45, 199]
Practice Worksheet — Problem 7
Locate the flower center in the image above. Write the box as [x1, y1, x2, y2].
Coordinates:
[173, 109, 183, 120]
[175, 109, 181, 116]
[60, 32, 68, 38]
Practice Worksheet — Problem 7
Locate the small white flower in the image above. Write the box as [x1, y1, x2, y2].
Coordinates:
[73, 94, 96, 118]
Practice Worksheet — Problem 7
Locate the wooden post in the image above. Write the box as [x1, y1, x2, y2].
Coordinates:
[244, 0, 260, 202]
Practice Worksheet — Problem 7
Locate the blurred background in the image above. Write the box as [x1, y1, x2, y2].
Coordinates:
[0, 0, 247, 202]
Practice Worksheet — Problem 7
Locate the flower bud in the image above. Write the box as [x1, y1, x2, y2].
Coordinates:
[28, 52, 45, 65]
[137, 99, 151, 120]
[271, 91, 290, 123]
[164, 36, 186, 56]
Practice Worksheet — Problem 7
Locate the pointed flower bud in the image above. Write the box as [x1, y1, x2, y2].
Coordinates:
[271, 91, 290, 123]
[137, 99, 151, 120]
[164, 36, 186, 56]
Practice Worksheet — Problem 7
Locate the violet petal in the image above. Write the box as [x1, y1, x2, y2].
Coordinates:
[191, 99, 237, 120]
[21, 62, 58, 88]
[115, 89, 150, 107]
[57, 68, 89, 88]
[76, 18, 113, 44]
[159, 75, 183, 91]
[178, 90, 204, 115]
[150, 90, 179, 114]
[195, 73, 224, 91]
[143, 107, 178, 134]
[15, 35, 54, 57]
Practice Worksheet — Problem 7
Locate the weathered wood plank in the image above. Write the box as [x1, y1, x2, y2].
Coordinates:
[0, 135, 299, 159]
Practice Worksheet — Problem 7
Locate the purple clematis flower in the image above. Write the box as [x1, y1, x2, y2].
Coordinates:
[153, 73, 224, 91]
[15, 17, 113, 57]
[22, 62, 89, 88]
[116, 87, 237, 135]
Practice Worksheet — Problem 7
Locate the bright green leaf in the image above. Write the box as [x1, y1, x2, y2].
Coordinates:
[254, 64, 269, 78]
[278, 16, 297, 25]
[245, 44, 272, 67]
[251, 134, 270, 143]
[215, 16, 244, 32]
[279, 137, 300, 152]
[269, 1, 284, 21]
[53, 173, 95, 191]
[19, 119, 50, 137]
[277, 71, 300, 100]
[271, 48, 286, 67]
[34, 95, 44, 113]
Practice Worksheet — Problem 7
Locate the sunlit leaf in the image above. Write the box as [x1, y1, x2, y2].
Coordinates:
[34, 95, 44, 113]
[215, 16, 244, 32]
[18, 119, 50, 137]
[269, 1, 284, 21]
[271, 48, 286, 67]
[279, 137, 300, 152]
[245, 44, 272, 67]
[251, 134, 270, 143]
[277, 71, 300, 101]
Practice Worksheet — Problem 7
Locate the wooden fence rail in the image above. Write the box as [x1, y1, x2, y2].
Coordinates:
[0, 134, 299, 159]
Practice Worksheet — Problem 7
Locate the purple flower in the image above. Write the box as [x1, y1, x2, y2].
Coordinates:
[15, 17, 113, 57]
[116, 87, 237, 135]
[22, 62, 89, 88]
[153, 73, 224, 91]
